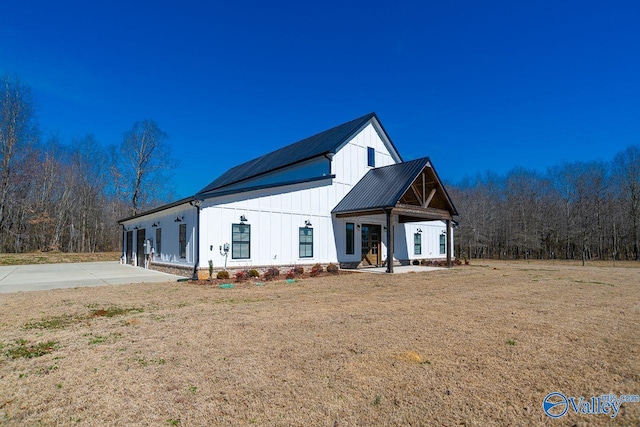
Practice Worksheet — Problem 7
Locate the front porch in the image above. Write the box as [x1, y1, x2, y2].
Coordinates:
[332, 157, 458, 273]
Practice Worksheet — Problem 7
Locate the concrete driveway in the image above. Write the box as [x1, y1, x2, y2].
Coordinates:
[0, 262, 186, 293]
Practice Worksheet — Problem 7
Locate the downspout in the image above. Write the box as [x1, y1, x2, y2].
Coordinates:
[190, 199, 202, 280]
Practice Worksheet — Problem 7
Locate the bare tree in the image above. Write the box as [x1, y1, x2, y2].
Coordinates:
[115, 120, 177, 215]
[0, 75, 37, 250]
[613, 145, 640, 260]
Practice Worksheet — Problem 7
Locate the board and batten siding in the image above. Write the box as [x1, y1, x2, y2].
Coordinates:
[120, 203, 197, 268]
[332, 122, 398, 187]
[200, 180, 335, 268]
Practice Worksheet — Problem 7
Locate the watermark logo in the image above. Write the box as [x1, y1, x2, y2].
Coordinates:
[543, 392, 640, 419]
[543, 392, 568, 418]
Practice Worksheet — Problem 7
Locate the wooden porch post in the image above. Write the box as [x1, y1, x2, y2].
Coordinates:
[386, 209, 394, 273]
[446, 219, 452, 268]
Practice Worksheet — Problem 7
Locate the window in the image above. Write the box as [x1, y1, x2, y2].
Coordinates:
[299, 227, 313, 258]
[440, 234, 446, 254]
[232, 224, 251, 259]
[156, 228, 162, 256]
[367, 147, 375, 167]
[179, 224, 186, 258]
[346, 223, 354, 255]
[414, 233, 422, 255]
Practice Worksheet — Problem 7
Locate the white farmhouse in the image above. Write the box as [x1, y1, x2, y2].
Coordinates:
[118, 113, 458, 277]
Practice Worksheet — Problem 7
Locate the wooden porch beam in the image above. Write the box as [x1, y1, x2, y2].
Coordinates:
[422, 173, 426, 206]
[334, 209, 385, 218]
[410, 184, 422, 205]
[393, 203, 452, 221]
[424, 188, 437, 208]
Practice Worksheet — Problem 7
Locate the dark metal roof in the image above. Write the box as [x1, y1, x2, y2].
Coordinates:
[117, 196, 196, 223]
[197, 112, 387, 195]
[197, 175, 335, 199]
[332, 158, 430, 214]
[332, 157, 458, 216]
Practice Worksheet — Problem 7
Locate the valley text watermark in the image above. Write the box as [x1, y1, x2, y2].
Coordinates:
[543, 392, 639, 419]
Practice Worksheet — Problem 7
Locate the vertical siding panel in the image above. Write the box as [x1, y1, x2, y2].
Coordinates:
[301, 189, 310, 213]
[258, 211, 269, 266]
[291, 191, 301, 215]
[282, 190, 292, 212]
[282, 213, 292, 264]
[320, 186, 329, 214]
[270, 212, 281, 265]
[271, 193, 282, 212]
[351, 144, 359, 185]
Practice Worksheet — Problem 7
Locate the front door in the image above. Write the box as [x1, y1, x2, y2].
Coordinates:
[361, 224, 381, 266]
[136, 229, 146, 267]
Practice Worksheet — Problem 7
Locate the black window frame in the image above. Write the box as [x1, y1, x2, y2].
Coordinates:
[232, 223, 251, 259]
[414, 233, 422, 255]
[367, 147, 375, 167]
[440, 234, 446, 254]
[156, 228, 162, 256]
[346, 222, 355, 255]
[179, 224, 186, 258]
[299, 227, 313, 258]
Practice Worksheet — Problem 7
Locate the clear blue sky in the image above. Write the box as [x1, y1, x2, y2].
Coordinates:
[2, 1, 639, 198]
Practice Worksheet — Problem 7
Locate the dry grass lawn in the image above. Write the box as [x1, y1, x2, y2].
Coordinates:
[0, 252, 120, 266]
[0, 260, 639, 426]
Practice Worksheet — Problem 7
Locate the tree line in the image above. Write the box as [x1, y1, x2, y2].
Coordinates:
[449, 146, 640, 261]
[3, 74, 638, 259]
[0, 74, 177, 253]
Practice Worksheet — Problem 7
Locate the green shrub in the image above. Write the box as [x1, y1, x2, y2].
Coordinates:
[412, 260, 420, 266]
[216, 270, 230, 280]
[248, 269, 260, 278]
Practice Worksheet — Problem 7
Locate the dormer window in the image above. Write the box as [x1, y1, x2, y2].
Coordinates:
[367, 147, 375, 167]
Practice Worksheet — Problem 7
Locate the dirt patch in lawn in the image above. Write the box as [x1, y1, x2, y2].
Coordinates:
[0, 260, 638, 426]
